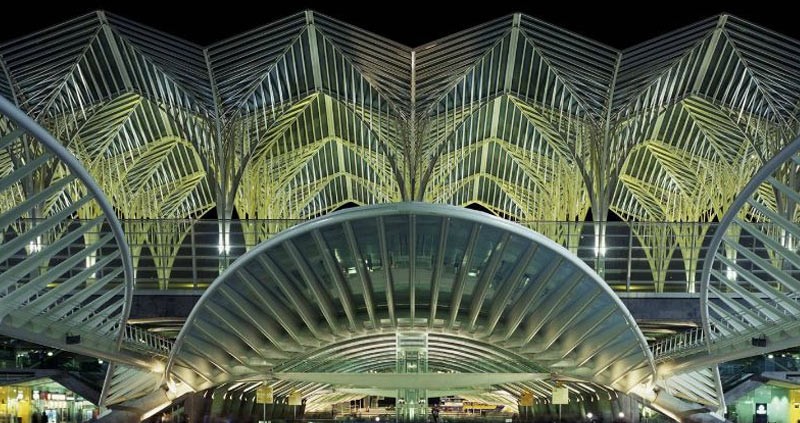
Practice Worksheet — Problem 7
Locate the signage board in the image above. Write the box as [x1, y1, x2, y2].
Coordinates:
[256, 385, 273, 404]
[552, 387, 569, 405]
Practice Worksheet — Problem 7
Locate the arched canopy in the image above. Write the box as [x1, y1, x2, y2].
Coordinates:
[168, 203, 654, 399]
[0, 95, 134, 359]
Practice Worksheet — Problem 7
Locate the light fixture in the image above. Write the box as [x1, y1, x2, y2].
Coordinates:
[618, 412, 624, 418]
[29, 236, 43, 253]
[768, 354, 774, 359]
[594, 234, 606, 257]
[47, 351, 53, 357]
[86, 255, 97, 278]
[218, 231, 231, 254]
[98, 359, 104, 364]
[586, 413, 593, 419]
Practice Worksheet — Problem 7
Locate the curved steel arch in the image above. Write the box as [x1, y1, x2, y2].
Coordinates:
[0, 94, 134, 354]
[674, 134, 800, 417]
[700, 134, 800, 357]
[167, 202, 654, 401]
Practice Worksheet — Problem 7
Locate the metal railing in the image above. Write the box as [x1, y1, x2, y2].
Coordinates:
[121, 325, 173, 356]
[650, 327, 709, 361]
[651, 292, 800, 361]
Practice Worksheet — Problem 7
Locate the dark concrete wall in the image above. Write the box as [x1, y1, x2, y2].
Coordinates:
[130, 293, 202, 320]
[618, 294, 701, 322]
[131, 292, 702, 324]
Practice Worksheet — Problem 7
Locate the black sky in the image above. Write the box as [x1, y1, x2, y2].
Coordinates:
[1, 1, 798, 48]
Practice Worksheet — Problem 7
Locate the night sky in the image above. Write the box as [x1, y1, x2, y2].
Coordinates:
[1, 1, 798, 48]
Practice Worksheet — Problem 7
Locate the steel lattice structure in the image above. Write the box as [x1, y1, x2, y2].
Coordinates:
[3, 10, 800, 421]
[2, 12, 799, 292]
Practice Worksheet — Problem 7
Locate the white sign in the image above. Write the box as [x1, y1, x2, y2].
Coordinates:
[552, 387, 569, 405]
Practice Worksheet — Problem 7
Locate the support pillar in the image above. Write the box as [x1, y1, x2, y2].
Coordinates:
[396, 333, 428, 423]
